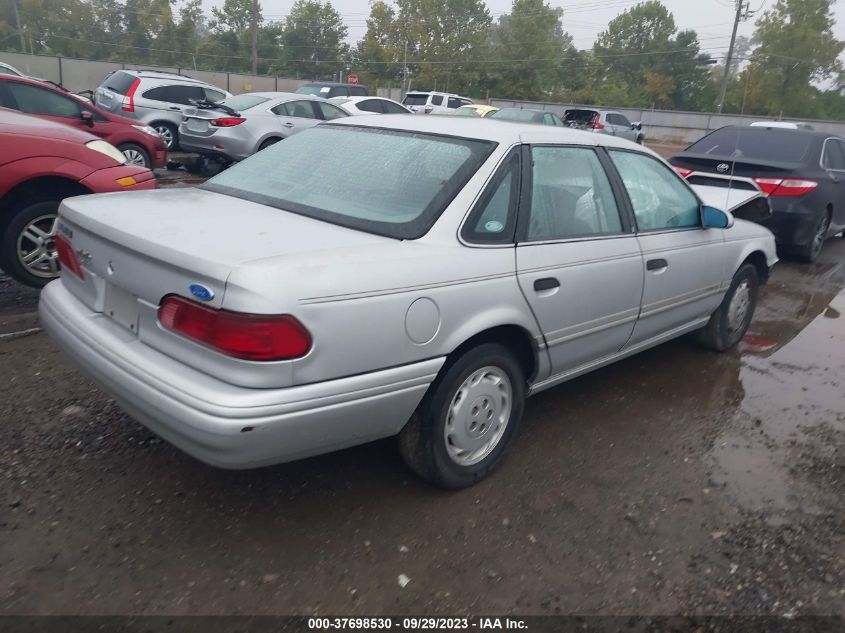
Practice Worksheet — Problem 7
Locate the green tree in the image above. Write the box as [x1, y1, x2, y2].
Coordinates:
[354, 1, 401, 86]
[278, 0, 348, 79]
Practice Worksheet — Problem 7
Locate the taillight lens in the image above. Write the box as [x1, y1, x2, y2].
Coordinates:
[753, 177, 818, 197]
[210, 117, 246, 127]
[121, 78, 141, 112]
[673, 166, 693, 178]
[55, 235, 83, 279]
[591, 114, 604, 130]
[158, 295, 311, 361]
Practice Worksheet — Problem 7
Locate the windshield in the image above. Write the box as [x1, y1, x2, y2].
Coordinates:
[202, 126, 495, 239]
[296, 85, 330, 96]
[491, 109, 538, 122]
[686, 127, 813, 163]
[220, 94, 270, 111]
[403, 94, 429, 106]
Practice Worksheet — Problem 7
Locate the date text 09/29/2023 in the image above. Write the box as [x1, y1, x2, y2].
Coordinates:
[307, 617, 528, 630]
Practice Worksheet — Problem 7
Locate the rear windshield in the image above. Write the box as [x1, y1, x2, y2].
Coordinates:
[491, 109, 537, 122]
[686, 127, 814, 163]
[563, 109, 598, 122]
[296, 85, 330, 96]
[403, 94, 429, 106]
[202, 126, 495, 239]
[221, 94, 270, 111]
[103, 71, 137, 95]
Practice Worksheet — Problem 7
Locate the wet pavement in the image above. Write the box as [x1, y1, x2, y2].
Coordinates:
[0, 208, 843, 615]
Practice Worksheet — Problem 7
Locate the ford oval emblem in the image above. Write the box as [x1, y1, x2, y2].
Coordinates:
[189, 283, 214, 301]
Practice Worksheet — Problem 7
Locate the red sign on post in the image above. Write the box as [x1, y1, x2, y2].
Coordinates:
[347, 74, 358, 85]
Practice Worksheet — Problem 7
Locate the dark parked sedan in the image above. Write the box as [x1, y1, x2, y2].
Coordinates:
[670, 125, 845, 262]
[489, 108, 564, 126]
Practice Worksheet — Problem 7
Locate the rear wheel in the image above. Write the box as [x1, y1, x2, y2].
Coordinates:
[152, 122, 178, 151]
[697, 263, 759, 352]
[799, 211, 831, 262]
[399, 343, 525, 489]
[0, 199, 62, 288]
[117, 143, 151, 168]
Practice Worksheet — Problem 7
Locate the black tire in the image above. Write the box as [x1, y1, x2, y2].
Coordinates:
[398, 343, 526, 489]
[152, 122, 178, 151]
[117, 143, 151, 168]
[258, 137, 281, 151]
[697, 263, 759, 352]
[0, 199, 62, 288]
[798, 211, 831, 263]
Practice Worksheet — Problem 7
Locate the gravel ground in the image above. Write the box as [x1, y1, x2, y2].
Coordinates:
[0, 171, 842, 618]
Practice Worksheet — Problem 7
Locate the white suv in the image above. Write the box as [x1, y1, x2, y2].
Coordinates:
[402, 91, 473, 114]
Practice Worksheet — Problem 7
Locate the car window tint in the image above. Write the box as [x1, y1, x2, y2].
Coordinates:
[103, 71, 136, 94]
[165, 85, 205, 105]
[356, 99, 383, 113]
[7, 82, 80, 117]
[686, 127, 813, 163]
[402, 94, 428, 106]
[431, 94, 443, 106]
[447, 97, 462, 108]
[142, 86, 168, 101]
[615, 113, 631, 127]
[315, 101, 347, 120]
[204, 88, 226, 102]
[462, 152, 520, 244]
[382, 100, 408, 114]
[609, 150, 700, 231]
[527, 147, 623, 241]
[277, 100, 319, 119]
[823, 139, 845, 170]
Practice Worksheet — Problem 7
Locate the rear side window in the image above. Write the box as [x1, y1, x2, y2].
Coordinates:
[462, 151, 521, 244]
[447, 97, 462, 109]
[142, 85, 204, 104]
[273, 100, 319, 119]
[382, 100, 408, 114]
[103, 71, 137, 95]
[356, 99, 383, 113]
[203, 126, 494, 239]
[315, 101, 347, 120]
[823, 139, 845, 170]
[6, 82, 81, 117]
[403, 93, 428, 106]
[431, 94, 443, 106]
[686, 128, 813, 163]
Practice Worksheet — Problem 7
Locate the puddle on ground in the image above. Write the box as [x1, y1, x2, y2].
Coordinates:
[708, 287, 845, 520]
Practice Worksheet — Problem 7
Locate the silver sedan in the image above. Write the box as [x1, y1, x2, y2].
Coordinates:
[40, 117, 777, 489]
[178, 92, 348, 161]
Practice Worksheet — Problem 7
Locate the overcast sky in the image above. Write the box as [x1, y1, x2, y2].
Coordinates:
[247, 0, 845, 62]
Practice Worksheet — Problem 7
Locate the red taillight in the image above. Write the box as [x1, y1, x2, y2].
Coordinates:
[121, 78, 141, 112]
[157, 295, 311, 361]
[753, 177, 818, 197]
[210, 117, 246, 127]
[673, 166, 693, 178]
[590, 114, 604, 130]
[55, 235, 83, 279]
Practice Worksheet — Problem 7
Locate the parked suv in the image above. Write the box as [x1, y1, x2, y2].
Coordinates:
[0, 74, 166, 168]
[402, 91, 473, 114]
[93, 70, 231, 151]
[563, 108, 644, 144]
[295, 82, 368, 98]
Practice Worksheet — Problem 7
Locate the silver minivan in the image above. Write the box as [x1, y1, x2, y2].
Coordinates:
[93, 70, 231, 150]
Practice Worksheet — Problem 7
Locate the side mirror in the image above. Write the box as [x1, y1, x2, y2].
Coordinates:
[702, 205, 734, 229]
[632, 122, 642, 130]
[80, 110, 95, 128]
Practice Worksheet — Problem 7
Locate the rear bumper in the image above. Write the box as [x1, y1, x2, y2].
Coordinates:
[178, 127, 253, 162]
[39, 281, 441, 469]
[756, 200, 819, 248]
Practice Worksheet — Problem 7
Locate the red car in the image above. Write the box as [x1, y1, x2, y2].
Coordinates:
[0, 108, 157, 288]
[0, 74, 167, 169]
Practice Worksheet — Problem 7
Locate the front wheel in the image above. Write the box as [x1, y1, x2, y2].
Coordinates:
[398, 343, 526, 489]
[117, 143, 151, 168]
[0, 200, 62, 288]
[697, 263, 759, 352]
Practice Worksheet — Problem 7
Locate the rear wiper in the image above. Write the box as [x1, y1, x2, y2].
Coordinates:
[191, 98, 240, 117]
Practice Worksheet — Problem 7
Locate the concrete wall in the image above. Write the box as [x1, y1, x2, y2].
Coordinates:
[0, 51, 307, 96]
[491, 98, 845, 145]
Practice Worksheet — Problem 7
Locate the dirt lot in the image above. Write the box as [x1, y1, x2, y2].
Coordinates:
[0, 167, 843, 617]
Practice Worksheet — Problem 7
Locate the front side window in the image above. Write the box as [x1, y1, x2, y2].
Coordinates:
[823, 139, 845, 170]
[274, 100, 319, 119]
[447, 97, 462, 109]
[202, 126, 494, 239]
[402, 93, 428, 106]
[462, 151, 520, 244]
[7, 82, 80, 117]
[431, 94, 443, 106]
[526, 146, 623, 241]
[609, 150, 700, 231]
[615, 113, 632, 127]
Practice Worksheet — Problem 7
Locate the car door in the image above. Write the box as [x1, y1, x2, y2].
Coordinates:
[612, 113, 637, 142]
[820, 138, 845, 234]
[272, 99, 323, 136]
[515, 145, 644, 375]
[607, 149, 727, 347]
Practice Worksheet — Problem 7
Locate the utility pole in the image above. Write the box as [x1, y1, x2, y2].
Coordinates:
[10, 0, 25, 53]
[402, 39, 408, 94]
[250, 0, 259, 75]
[717, 0, 750, 113]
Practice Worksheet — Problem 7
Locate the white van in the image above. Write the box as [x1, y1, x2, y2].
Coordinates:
[402, 91, 473, 114]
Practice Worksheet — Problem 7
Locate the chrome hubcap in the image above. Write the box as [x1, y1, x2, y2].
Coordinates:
[444, 366, 512, 466]
[155, 126, 174, 148]
[727, 280, 751, 333]
[122, 148, 147, 166]
[17, 213, 59, 279]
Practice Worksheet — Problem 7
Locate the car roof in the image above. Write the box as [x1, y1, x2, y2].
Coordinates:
[330, 96, 392, 103]
[327, 114, 653, 150]
[119, 69, 220, 87]
[236, 91, 322, 100]
[0, 106, 95, 141]
[706, 124, 830, 141]
[300, 81, 367, 88]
